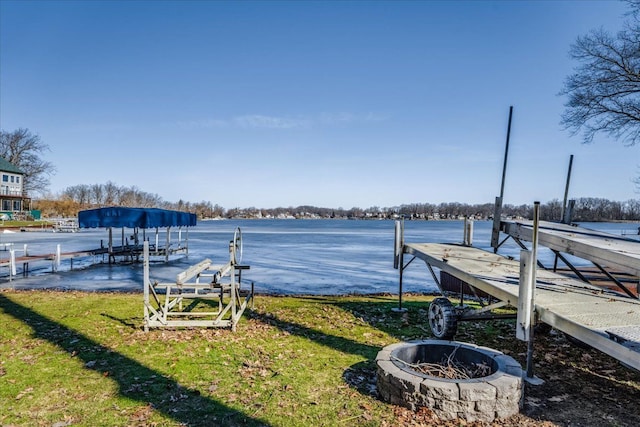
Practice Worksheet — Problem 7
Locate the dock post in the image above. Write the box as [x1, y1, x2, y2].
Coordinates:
[108, 227, 113, 264]
[398, 252, 404, 311]
[143, 241, 150, 333]
[53, 244, 61, 272]
[165, 227, 170, 262]
[561, 155, 574, 224]
[491, 197, 503, 252]
[522, 202, 543, 385]
[492, 106, 513, 252]
[9, 249, 16, 281]
[393, 220, 407, 312]
[463, 217, 474, 246]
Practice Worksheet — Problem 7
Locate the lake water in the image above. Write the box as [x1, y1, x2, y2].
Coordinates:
[0, 219, 638, 295]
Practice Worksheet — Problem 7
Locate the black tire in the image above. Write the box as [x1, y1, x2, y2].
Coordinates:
[428, 297, 458, 340]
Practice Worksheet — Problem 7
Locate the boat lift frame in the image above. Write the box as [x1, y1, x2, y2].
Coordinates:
[143, 227, 252, 332]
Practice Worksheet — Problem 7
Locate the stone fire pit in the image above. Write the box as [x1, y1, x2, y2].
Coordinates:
[376, 340, 523, 422]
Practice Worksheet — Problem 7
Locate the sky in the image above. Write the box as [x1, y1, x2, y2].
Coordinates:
[1, 0, 639, 210]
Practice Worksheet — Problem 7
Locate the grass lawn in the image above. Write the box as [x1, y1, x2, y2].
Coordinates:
[1, 291, 442, 427]
[1, 290, 639, 427]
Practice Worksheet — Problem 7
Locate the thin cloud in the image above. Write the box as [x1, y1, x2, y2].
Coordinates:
[233, 115, 311, 129]
[176, 112, 388, 130]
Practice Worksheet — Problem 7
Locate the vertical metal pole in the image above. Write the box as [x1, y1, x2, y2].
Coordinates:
[55, 244, 61, 272]
[393, 220, 402, 269]
[492, 196, 503, 252]
[9, 249, 15, 280]
[492, 106, 514, 252]
[397, 251, 404, 312]
[526, 202, 540, 380]
[500, 106, 514, 201]
[143, 241, 150, 333]
[463, 217, 473, 246]
[165, 227, 170, 262]
[394, 220, 407, 312]
[231, 263, 237, 332]
[561, 155, 574, 223]
[517, 250, 534, 342]
[463, 217, 469, 246]
[108, 227, 113, 264]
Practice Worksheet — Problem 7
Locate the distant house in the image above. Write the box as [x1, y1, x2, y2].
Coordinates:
[0, 157, 31, 216]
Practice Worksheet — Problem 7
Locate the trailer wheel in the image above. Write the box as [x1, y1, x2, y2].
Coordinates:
[428, 297, 458, 340]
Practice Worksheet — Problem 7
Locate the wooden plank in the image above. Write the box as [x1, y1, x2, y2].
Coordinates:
[176, 258, 212, 284]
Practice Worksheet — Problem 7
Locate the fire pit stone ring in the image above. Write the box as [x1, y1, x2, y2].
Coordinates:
[376, 339, 523, 422]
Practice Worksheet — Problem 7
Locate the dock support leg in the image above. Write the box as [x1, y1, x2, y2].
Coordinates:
[393, 251, 407, 312]
[523, 202, 544, 385]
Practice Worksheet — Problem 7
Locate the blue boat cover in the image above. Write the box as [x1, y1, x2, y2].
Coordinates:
[78, 207, 197, 229]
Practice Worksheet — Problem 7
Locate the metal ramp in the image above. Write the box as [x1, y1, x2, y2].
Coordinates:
[397, 239, 640, 372]
[143, 227, 252, 332]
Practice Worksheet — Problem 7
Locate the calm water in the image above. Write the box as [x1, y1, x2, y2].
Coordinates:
[0, 219, 638, 295]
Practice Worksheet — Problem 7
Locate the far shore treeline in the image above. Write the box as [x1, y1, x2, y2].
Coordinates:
[32, 182, 640, 222]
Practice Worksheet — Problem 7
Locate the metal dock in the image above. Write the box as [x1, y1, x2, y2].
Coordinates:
[394, 107, 640, 373]
[495, 220, 640, 298]
[399, 241, 640, 371]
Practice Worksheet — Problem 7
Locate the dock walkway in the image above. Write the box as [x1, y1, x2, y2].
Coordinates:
[499, 220, 640, 276]
[403, 242, 640, 371]
[0, 244, 186, 279]
[497, 220, 640, 298]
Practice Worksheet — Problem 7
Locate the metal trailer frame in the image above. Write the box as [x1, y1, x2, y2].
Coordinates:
[143, 227, 252, 332]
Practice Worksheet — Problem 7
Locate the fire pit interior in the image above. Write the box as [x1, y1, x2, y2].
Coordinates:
[392, 340, 498, 379]
[376, 340, 523, 422]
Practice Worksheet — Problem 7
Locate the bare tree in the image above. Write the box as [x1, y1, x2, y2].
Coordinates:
[103, 181, 120, 205]
[560, 1, 640, 146]
[0, 128, 56, 195]
[91, 183, 105, 206]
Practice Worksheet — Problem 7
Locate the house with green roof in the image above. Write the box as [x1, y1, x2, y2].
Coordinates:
[0, 157, 31, 218]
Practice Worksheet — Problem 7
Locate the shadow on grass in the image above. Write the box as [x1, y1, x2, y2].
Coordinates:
[262, 296, 449, 399]
[0, 294, 271, 427]
[246, 297, 432, 400]
[325, 297, 435, 340]
[248, 309, 381, 359]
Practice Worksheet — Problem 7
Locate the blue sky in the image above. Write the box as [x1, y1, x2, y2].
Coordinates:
[1, 0, 638, 209]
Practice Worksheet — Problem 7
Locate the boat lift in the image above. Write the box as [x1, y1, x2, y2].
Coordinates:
[143, 227, 252, 332]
